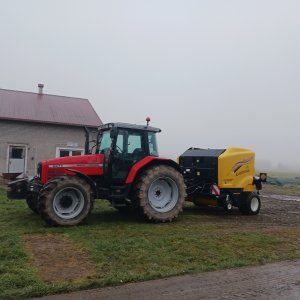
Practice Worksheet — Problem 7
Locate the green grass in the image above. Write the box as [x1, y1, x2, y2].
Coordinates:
[263, 183, 300, 196]
[0, 186, 299, 299]
[267, 171, 300, 178]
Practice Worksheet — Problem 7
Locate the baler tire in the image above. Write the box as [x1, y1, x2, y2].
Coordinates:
[133, 165, 186, 222]
[39, 176, 93, 226]
[26, 195, 39, 214]
[239, 192, 261, 215]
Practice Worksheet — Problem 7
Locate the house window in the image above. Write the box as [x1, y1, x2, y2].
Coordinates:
[56, 148, 84, 158]
[11, 147, 25, 159]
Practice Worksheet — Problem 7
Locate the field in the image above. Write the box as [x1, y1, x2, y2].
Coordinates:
[0, 184, 300, 299]
[266, 171, 300, 178]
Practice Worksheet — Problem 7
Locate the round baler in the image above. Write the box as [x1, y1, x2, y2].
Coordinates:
[179, 147, 266, 214]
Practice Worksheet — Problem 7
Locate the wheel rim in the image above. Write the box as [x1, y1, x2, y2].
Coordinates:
[148, 177, 179, 213]
[53, 187, 85, 219]
[250, 197, 259, 212]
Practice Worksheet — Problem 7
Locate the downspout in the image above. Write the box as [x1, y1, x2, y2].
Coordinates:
[84, 127, 90, 155]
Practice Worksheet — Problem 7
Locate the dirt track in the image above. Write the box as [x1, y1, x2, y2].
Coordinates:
[31, 260, 300, 300]
[182, 191, 300, 229]
[30, 192, 300, 300]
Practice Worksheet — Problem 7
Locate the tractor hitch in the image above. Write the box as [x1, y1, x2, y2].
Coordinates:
[7, 179, 28, 200]
[7, 178, 42, 200]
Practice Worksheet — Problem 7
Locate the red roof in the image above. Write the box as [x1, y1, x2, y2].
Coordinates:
[0, 89, 102, 127]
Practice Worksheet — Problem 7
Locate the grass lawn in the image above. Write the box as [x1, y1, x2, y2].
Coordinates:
[266, 171, 300, 178]
[263, 183, 300, 196]
[0, 186, 299, 299]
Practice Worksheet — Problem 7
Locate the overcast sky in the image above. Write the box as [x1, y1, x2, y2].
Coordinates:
[1, 0, 299, 171]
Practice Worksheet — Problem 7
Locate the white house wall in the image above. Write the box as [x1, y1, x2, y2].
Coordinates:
[0, 120, 97, 177]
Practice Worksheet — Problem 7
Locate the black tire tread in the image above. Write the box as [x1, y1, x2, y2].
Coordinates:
[238, 192, 261, 215]
[26, 195, 39, 214]
[133, 165, 186, 222]
[39, 176, 93, 226]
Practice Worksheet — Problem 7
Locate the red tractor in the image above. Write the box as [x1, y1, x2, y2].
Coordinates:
[8, 121, 186, 226]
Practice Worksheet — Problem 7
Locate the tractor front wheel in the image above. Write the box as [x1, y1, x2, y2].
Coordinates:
[25, 178, 41, 214]
[39, 176, 93, 226]
[134, 165, 186, 222]
[26, 195, 39, 214]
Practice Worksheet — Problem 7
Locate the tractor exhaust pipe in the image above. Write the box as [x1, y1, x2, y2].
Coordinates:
[84, 126, 90, 155]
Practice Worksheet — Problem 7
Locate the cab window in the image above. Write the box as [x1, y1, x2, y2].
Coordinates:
[128, 134, 142, 154]
[98, 131, 112, 153]
[148, 132, 159, 156]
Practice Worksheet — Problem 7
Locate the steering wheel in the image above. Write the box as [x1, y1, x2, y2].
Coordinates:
[132, 148, 143, 157]
[116, 145, 123, 154]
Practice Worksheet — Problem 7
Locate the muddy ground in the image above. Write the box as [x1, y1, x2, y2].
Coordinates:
[23, 234, 96, 283]
[259, 192, 300, 227]
[183, 190, 300, 229]
[29, 190, 300, 299]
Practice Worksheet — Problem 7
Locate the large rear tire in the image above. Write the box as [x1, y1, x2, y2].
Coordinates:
[134, 165, 186, 222]
[39, 176, 93, 226]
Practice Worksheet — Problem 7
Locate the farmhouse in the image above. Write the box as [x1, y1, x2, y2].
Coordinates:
[0, 85, 102, 180]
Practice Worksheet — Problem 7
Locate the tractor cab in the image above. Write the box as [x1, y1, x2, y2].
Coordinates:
[97, 123, 161, 185]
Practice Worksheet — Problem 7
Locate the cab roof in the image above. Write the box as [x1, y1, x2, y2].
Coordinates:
[99, 122, 161, 133]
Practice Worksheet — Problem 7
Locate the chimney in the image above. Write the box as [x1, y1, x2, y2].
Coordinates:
[38, 83, 44, 95]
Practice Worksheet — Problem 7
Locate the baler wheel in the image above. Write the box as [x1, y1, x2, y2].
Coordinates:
[39, 176, 93, 226]
[239, 192, 261, 215]
[134, 165, 186, 222]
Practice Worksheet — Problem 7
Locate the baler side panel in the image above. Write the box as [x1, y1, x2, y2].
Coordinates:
[179, 148, 225, 185]
[218, 148, 256, 191]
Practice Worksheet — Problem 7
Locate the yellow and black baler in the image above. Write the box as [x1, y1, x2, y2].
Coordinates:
[179, 147, 266, 215]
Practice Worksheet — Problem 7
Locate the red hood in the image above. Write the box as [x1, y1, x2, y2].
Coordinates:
[41, 154, 104, 183]
[45, 154, 103, 166]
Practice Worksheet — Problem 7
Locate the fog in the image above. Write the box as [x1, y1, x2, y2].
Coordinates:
[1, 0, 300, 171]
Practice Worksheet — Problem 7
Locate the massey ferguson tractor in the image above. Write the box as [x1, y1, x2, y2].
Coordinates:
[7, 120, 266, 226]
[8, 121, 187, 226]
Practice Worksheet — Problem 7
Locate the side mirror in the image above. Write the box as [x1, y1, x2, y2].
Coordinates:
[110, 127, 118, 139]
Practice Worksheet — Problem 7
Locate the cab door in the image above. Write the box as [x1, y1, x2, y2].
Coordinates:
[111, 130, 146, 184]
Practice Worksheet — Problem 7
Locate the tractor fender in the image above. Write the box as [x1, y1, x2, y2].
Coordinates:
[125, 156, 181, 184]
[66, 169, 98, 198]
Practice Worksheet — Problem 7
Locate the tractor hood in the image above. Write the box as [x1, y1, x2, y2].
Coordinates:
[40, 154, 104, 183]
[45, 154, 104, 166]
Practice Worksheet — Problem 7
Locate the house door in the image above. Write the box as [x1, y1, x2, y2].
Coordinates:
[8, 145, 26, 174]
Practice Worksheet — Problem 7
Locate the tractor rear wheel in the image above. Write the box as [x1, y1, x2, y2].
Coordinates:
[238, 192, 261, 215]
[39, 176, 93, 226]
[134, 165, 186, 222]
